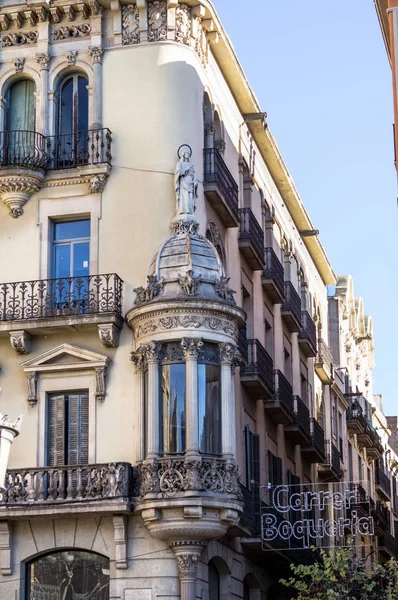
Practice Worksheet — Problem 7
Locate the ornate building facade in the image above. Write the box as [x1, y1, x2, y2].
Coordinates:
[0, 1, 396, 600]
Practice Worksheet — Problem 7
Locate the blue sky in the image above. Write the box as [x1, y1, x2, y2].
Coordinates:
[214, 0, 397, 415]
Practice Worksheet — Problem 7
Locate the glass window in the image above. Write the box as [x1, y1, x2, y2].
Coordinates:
[7, 79, 35, 131]
[161, 363, 186, 454]
[198, 343, 221, 456]
[59, 74, 89, 136]
[208, 561, 220, 600]
[52, 220, 90, 279]
[28, 550, 109, 600]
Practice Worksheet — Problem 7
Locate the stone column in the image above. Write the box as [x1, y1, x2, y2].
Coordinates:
[131, 347, 146, 462]
[181, 338, 203, 458]
[88, 46, 104, 129]
[204, 121, 215, 150]
[36, 53, 50, 135]
[144, 341, 161, 459]
[220, 343, 237, 459]
[170, 541, 205, 600]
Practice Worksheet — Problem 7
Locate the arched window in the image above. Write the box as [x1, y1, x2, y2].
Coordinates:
[56, 73, 89, 167]
[7, 79, 35, 132]
[27, 550, 109, 600]
[208, 559, 220, 600]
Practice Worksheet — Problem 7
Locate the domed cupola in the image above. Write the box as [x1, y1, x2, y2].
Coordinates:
[126, 148, 245, 571]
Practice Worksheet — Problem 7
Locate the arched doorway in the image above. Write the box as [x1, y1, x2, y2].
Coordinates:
[26, 549, 109, 600]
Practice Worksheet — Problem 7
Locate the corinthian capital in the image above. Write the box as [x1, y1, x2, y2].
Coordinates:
[181, 338, 203, 359]
[131, 347, 146, 372]
[88, 45, 104, 64]
[219, 342, 238, 365]
[143, 341, 162, 362]
[169, 541, 206, 579]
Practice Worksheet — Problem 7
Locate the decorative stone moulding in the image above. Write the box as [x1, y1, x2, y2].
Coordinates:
[0, 173, 45, 218]
[9, 330, 31, 355]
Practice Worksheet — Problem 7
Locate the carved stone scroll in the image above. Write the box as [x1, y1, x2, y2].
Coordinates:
[10, 331, 31, 355]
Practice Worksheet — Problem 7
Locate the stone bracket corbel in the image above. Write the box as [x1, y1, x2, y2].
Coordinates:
[95, 366, 108, 402]
[98, 324, 120, 348]
[26, 372, 38, 407]
[0, 521, 11, 576]
[10, 330, 31, 355]
[113, 515, 128, 569]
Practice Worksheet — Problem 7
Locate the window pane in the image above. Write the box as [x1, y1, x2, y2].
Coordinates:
[8, 80, 35, 131]
[28, 551, 109, 600]
[54, 220, 90, 241]
[54, 244, 71, 279]
[78, 76, 89, 131]
[73, 242, 90, 277]
[59, 77, 74, 136]
[198, 364, 221, 455]
[162, 364, 186, 454]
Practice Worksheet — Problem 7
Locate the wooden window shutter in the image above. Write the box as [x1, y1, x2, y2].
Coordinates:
[68, 393, 89, 465]
[252, 434, 260, 485]
[48, 395, 65, 466]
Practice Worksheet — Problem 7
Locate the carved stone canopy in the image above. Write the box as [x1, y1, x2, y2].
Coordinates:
[20, 343, 110, 407]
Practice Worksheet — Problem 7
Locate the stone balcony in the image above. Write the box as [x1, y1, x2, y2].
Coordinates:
[0, 462, 134, 517]
[238, 207, 265, 271]
[136, 456, 242, 542]
[0, 128, 112, 217]
[203, 148, 239, 227]
[0, 273, 123, 351]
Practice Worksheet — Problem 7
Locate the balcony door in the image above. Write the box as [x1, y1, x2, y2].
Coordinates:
[4, 79, 35, 165]
[57, 73, 89, 167]
[52, 220, 90, 313]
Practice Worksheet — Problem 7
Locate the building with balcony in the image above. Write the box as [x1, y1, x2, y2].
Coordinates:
[0, 1, 396, 600]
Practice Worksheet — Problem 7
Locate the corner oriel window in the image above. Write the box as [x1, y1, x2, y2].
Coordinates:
[198, 343, 221, 455]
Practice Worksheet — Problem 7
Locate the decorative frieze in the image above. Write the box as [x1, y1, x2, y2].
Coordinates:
[147, 1, 167, 42]
[122, 5, 140, 45]
[2, 31, 39, 47]
[137, 457, 241, 498]
[53, 24, 91, 41]
[133, 313, 238, 341]
[9, 331, 31, 355]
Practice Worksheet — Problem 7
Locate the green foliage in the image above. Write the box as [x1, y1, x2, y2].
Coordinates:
[280, 546, 398, 599]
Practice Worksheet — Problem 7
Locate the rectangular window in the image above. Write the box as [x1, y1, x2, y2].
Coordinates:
[161, 363, 186, 454]
[244, 426, 260, 491]
[47, 392, 89, 466]
[268, 451, 283, 488]
[198, 363, 221, 455]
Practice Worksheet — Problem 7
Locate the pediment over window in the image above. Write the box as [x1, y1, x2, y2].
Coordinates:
[21, 344, 110, 407]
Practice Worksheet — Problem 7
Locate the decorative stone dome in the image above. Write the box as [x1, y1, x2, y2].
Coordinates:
[135, 218, 236, 306]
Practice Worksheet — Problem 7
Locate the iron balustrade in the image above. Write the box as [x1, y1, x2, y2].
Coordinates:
[238, 207, 265, 260]
[374, 501, 391, 530]
[282, 281, 302, 324]
[46, 128, 112, 169]
[203, 148, 239, 216]
[376, 465, 391, 499]
[324, 440, 342, 475]
[263, 247, 285, 295]
[238, 324, 248, 364]
[239, 484, 257, 531]
[299, 310, 317, 350]
[0, 130, 48, 170]
[379, 531, 398, 556]
[274, 370, 294, 414]
[242, 339, 274, 391]
[0, 273, 123, 321]
[1, 463, 132, 504]
[310, 418, 325, 456]
[293, 396, 310, 436]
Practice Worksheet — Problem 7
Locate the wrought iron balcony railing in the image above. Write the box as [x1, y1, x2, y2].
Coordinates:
[238, 207, 265, 270]
[46, 128, 112, 170]
[0, 273, 123, 322]
[241, 338, 274, 394]
[293, 396, 311, 437]
[319, 440, 343, 481]
[0, 130, 49, 170]
[378, 531, 398, 557]
[262, 247, 285, 303]
[0, 128, 112, 172]
[298, 310, 317, 357]
[311, 418, 325, 456]
[281, 281, 302, 331]
[238, 324, 248, 364]
[203, 148, 239, 225]
[0, 463, 132, 505]
[273, 369, 294, 414]
[373, 501, 391, 531]
[375, 465, 391, 500]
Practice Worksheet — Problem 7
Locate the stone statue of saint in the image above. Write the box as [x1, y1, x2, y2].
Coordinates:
[174, 148, 199, 216]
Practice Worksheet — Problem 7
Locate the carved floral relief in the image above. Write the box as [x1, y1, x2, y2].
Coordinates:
[122, 4, 140, 45]
[147, 1, 167, 42]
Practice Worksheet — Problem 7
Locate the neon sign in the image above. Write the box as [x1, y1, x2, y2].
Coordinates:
[261, 483, 374, 550]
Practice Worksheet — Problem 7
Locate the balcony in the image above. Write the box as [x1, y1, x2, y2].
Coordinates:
[238, 208, 265, 270]
[346, 395, 367, 435]
[373, 501, 391, 533]
[0, 128, 112, 217]
[375, 465, 391, 501]
[261, 247, 285, 303]
[264, 370, 295, 424]
[284, 396, 311, 445]
[240, 339, 274, 399]
[0, 273, 123, 350]
[318, 440, 343, 481]
[298, 311, 317, 357]
[378, 531, 398, 560]
[203, 148, 239, 227]
[315, 338, 333, 383]
[281, 281, 302, 332]
[0, 463, 134, 517]
[301, 418, 326, 463]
